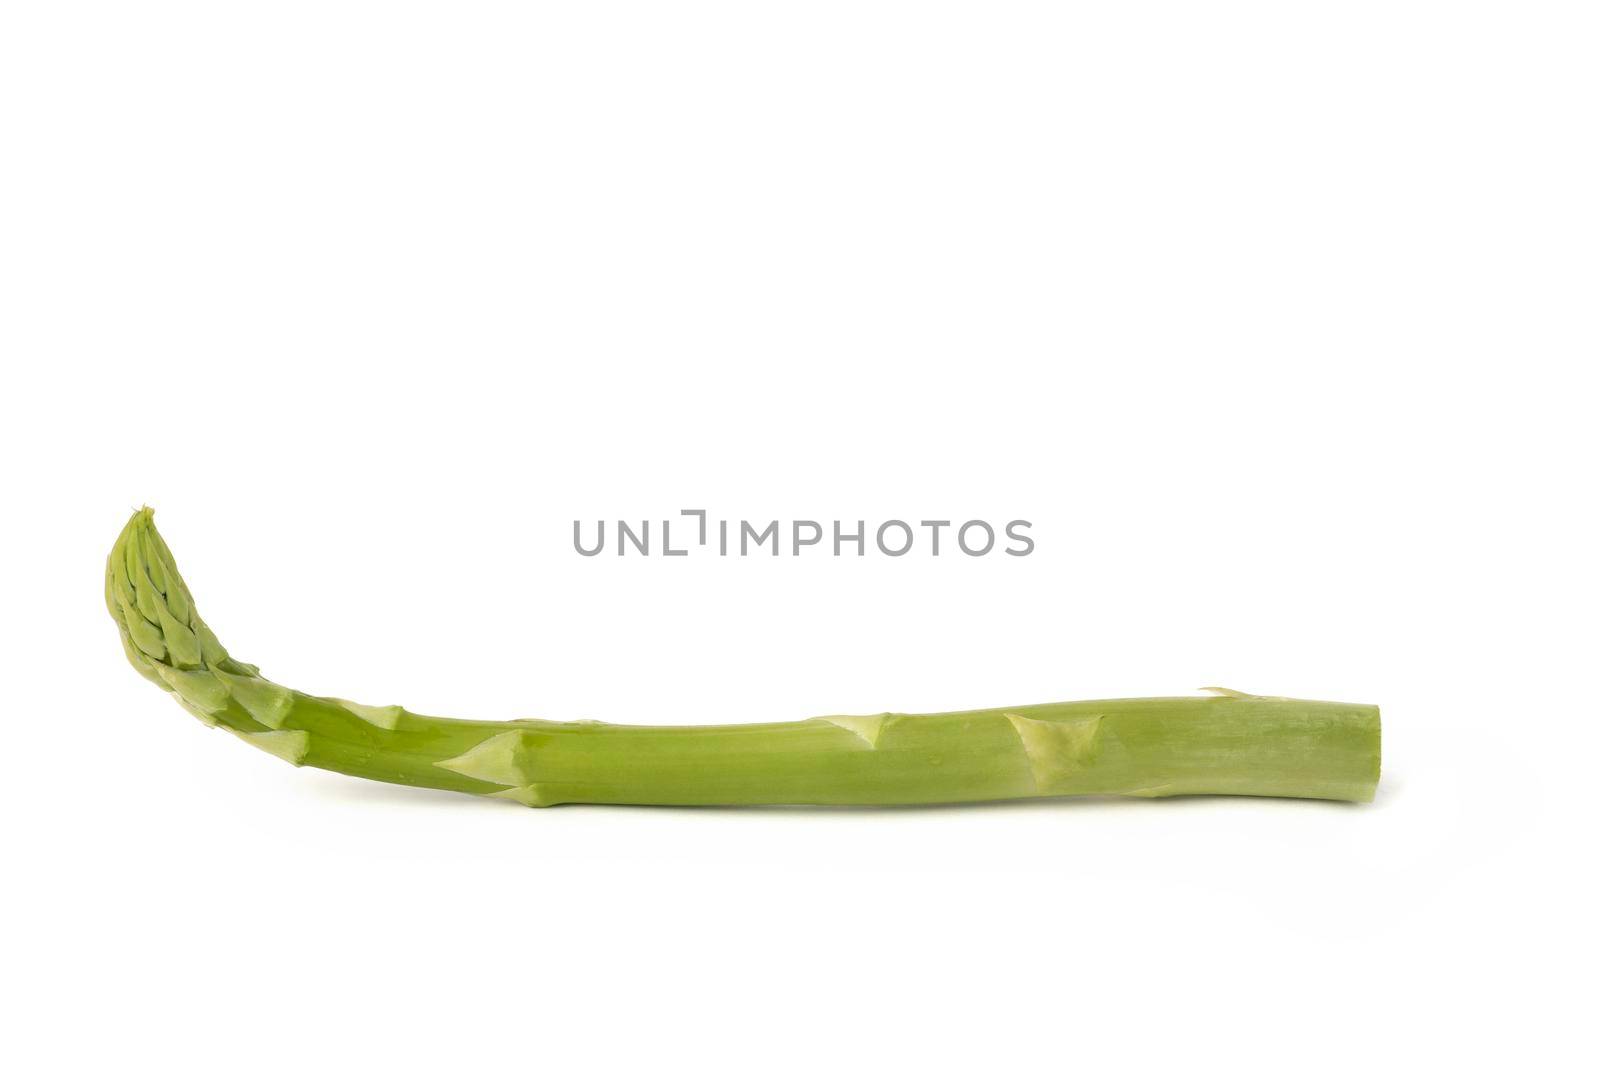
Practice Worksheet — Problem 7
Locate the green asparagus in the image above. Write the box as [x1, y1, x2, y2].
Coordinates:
[106, 508, 1381, 806]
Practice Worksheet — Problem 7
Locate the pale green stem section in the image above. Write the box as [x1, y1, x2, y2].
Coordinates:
[106, 510, 1381, 808]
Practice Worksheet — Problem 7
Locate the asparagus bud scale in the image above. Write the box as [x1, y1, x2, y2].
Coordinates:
[106, 509, 1381, 807]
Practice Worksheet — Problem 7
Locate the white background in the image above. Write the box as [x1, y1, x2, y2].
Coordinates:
[3, 2, 1596, 1064]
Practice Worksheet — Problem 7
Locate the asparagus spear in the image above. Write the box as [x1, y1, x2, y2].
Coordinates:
[106, 508, 1381, 806]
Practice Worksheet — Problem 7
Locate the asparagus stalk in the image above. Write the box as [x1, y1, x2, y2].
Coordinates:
[106, 509, 1381, 806]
